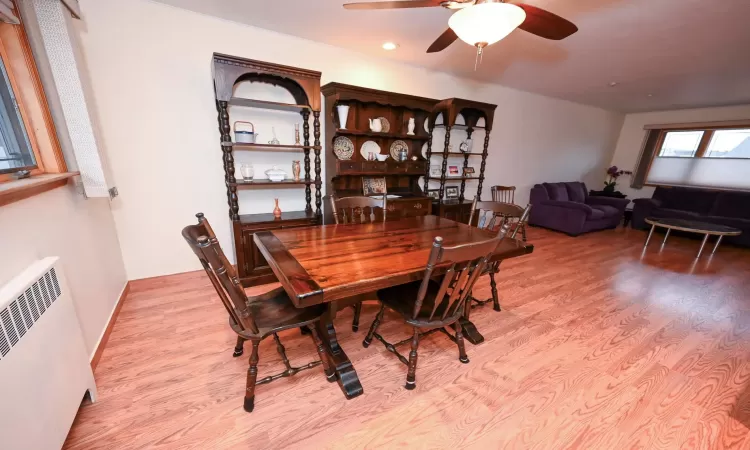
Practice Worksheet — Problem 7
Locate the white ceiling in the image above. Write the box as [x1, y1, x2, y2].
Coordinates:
[153, 0, 750, 113]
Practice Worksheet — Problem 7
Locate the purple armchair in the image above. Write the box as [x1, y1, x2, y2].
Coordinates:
[529, 182, 630, 236]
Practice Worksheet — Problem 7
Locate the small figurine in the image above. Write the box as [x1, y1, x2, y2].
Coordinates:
[407, 117, 416, 135]
[269, 127, 280, 145]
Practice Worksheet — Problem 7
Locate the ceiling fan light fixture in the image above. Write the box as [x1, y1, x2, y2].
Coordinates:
[448, 2, 526, 48]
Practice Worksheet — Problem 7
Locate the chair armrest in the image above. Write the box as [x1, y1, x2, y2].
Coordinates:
[540, 200, 594, 215]
[586, 196, 631, 211]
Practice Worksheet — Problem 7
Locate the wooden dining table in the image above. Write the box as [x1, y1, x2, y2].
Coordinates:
[254, 215, 534, 399]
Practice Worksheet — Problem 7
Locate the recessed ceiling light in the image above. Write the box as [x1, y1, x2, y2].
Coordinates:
[609, 82, 618, 87]
[382, 42, 399, 51]
[647, 94, 653, 97]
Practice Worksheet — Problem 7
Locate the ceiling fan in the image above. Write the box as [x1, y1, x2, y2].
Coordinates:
[342, 0, 577, 62]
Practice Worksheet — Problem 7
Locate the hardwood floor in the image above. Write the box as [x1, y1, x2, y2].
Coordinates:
[64, 226, 750, 449]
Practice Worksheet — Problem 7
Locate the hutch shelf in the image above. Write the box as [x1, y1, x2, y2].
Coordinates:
[424, 98, 497, 223]
[321, 83, 437, 222]
[212, 53, 322, 286]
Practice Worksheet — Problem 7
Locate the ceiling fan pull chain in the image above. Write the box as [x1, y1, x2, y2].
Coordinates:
[474, 43, 486, 71]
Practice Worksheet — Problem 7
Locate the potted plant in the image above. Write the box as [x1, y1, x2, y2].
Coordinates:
[603, 166, 632, 194]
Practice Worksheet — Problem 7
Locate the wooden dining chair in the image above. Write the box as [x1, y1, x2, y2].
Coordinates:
[182, 213, 334, 413]
[330, 195, 387, 332]
[362, 224, 511, 390]
[467, 201, 532, 311]
[491, 185, 516, 204]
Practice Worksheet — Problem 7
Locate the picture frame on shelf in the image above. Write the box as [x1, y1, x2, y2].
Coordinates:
[463, 166, 475, 176]
[427, 190, 440, 200]
[448, 165, 460, 177]
[362, 177, 387, 196]
[429, 165, 442, 177]
[445, 186, 459, 199]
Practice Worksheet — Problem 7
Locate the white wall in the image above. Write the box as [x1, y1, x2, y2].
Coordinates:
[0, 185, 127, 356]
[609, 104, 750, 199]
[74, 0, 624, 280]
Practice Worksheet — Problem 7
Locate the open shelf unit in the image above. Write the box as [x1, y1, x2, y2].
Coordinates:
[424, 98, 497, 222]
[322, 83, 438, 222]
[213, 53, 322, 286]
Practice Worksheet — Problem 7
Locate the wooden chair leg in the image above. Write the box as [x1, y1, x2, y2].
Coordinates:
[308, 324, 336, 383]
[489, 271, 501, 312]
[454, 323, 469, 364]
[363, 304, 385, 348]
[244, 340, 261, 412]
[352, 303, 362, 332]
[233, 336, 246, 357]
[521, 223, 527, 242]
[405, 327, 420, 390]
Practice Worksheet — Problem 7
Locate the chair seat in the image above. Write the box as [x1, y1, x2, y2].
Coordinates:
[237, 287, 326, 337]
[377, 280, 459, 326]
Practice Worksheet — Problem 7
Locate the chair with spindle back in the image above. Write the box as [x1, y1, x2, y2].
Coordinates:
[182, 213, 334, 413]
[361, 224, 512, 390]
[330, 195, 387, 332]
[491, 185, 516, 204]
[467, 200, 532, 311]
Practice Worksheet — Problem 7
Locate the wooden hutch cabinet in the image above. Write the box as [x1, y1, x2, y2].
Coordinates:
[424, 98, 497, 224]
[212, 53, 322, 286]
[321, 83, 437, 221]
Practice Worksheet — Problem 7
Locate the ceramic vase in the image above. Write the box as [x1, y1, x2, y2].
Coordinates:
[407, 117, 416, 135]
[336, 104, 350, 129]
[292, 160, 301, 182]
[273, 199, 282, 218]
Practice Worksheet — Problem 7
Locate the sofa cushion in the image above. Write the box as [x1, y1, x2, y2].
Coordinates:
[711, 192, 750, 220]
[543, 183, 569, 201]
[565, 182, 587, 203]
[588, 208, 605, 220]
[651, 208, 701, 220]
[661, 188, 718, 215]
[590, 205, 619, 217]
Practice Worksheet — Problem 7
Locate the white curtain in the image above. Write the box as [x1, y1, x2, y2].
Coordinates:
[647, 157, 750, 191]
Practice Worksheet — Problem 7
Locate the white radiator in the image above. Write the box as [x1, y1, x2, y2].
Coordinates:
[0, 257, 96, 450]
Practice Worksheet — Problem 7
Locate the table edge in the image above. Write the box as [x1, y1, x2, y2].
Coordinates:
[644, 218, 742, 236]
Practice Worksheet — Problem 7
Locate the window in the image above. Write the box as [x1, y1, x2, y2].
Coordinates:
[632, 121, 750, 191]
[0, 54, 35, 173]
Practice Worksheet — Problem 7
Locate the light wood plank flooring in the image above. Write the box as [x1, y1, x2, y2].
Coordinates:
[65, 226, 750, 449]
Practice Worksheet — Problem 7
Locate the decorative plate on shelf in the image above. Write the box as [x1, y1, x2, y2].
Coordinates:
[377, 117, 390, 133]
[421, 142, 429, 159]
[333, 136, 354, 160]
[390, 140, 409, 160]
[360, 140, 381, 159]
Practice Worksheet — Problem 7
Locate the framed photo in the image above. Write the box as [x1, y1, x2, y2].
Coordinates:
[427, 190, 440, 200]
[463, 166, 475, 176]
[445, 186, 459, 199]
[448, 165, 460, 177]
[362, 177, 387, 196]
[429, 165, 442, 177]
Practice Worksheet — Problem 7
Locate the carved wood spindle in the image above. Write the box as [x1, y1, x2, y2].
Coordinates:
[459, 126, 474, 203]
[313, 111, 322, 217]
[424, 121, 434, 195]
[217, 100, 239, 220]
[301, 110, 312, 213]
[478, 130, 491, 201]
[439, 125, 451, 203]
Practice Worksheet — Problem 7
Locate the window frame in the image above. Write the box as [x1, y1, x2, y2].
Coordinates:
[0, 8, 66, 183]
[637, 121, 750, 189]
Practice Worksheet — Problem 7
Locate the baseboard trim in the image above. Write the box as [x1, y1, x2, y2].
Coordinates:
[90, 281, 130, 371]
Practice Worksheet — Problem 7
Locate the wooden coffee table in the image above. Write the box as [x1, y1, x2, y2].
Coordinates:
[643, 217, 742, 258]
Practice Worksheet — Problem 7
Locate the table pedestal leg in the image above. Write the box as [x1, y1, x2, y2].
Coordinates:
[314, 319, 363, 399]
[696, 234, 710, 259]
[712, 235, 724, 255]
[458, 317, 484, 345]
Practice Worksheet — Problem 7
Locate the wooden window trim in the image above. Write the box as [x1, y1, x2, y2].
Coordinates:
[0, 8, 66, 183]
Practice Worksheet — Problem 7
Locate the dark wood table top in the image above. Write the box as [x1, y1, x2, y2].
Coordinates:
[254, 216, 534, 307]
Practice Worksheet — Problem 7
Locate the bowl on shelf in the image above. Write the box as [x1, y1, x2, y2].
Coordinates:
[376, 154, 389, 162]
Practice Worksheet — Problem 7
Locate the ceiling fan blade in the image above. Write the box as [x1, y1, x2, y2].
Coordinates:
[514, 3, 578, 40]
[427, 28, 458, 53]
[343, 0, 443, 10]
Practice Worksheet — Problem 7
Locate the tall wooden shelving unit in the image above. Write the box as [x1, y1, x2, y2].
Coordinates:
[212, 53, 322, 286]
[424, 98, 497, 223]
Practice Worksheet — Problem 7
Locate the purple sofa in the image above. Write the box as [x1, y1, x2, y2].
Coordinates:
[632, 186, 750, 248]
[529, 182, 630, 236]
